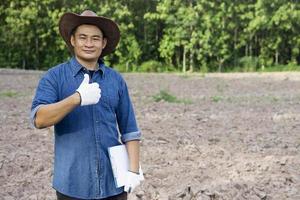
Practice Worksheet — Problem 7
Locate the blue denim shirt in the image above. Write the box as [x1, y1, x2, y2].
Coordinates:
[30, 57, 141, 199]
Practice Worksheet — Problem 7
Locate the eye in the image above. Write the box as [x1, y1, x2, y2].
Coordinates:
[93, 37, 101, 41]
[78, 35, 86, 40]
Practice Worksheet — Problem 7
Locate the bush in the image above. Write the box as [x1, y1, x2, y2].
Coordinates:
[238, 56, 259, 72]
[113, 64, 127, 72]
[138, 60, 176, 72]
[261, 64, 300, 72]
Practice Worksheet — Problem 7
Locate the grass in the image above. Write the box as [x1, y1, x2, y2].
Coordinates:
[0, 90, 19, 98]
[208, 94, 284, 104]
[153, 91, 281, 104]
[211, 95, 224, 102]
[259, 65, 300, 72]
[178, 71, 206, 79]
[153, 90, 193, 104]
[226, 64, 300, 73]
[270, 96, 279, 102]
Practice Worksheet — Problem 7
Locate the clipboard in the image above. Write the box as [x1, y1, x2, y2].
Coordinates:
[108, 144, 129, 188]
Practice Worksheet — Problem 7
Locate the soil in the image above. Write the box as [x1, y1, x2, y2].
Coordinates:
[0, 69, 299, 200]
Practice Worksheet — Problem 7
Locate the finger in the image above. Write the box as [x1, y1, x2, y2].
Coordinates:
[90, 82, 100, 88]
[82, 74, 90, 84]
[124, 185, 129, 192]
[139, 173, 144, 181]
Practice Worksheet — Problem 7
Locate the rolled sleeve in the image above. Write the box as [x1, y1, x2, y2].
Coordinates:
[116, 77, 141, 143]
[121, 131, 141, 143]
[30, 104, 44, 128]
[30, 71, 58, 128]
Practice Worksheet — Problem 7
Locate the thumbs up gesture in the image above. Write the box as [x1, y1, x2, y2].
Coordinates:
[76, 74, 101, 106]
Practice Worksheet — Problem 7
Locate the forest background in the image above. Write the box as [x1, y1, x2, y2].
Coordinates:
[0, 0, 300, 73]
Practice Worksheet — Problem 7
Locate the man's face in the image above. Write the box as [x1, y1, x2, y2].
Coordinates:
[71, 24, 107, 62]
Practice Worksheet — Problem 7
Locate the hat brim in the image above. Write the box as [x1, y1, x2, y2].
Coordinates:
[59, 12, 120, 57]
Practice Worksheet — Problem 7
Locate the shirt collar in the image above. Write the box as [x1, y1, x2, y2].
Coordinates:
[70, 57, 106, 77]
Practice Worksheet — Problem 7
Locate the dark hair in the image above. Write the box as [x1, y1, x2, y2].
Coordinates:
[70, 26, 78, 36]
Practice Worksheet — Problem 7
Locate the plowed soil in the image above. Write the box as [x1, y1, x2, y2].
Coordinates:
[0, 69, 299, 200]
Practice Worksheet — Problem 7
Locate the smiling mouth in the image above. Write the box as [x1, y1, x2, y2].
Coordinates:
[83, 50, 95, 54]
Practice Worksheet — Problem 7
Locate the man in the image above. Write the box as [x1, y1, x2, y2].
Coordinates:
[30, 10, 143, 200]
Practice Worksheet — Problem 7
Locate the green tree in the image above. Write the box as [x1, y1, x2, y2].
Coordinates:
[0, 0, 299, 71]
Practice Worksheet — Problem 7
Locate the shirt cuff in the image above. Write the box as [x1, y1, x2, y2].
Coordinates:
[30, 105, 44, 128]
[121, 131, 141, 143]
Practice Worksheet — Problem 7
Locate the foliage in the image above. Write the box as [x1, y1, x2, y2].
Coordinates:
[260, 64, 300, 72]
[0, 0, 299, 71]
[139, 60, 177, 72]
[236, 56, 259, 72]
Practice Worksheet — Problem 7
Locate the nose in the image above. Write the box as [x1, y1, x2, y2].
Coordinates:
[84, 38, 93, 47]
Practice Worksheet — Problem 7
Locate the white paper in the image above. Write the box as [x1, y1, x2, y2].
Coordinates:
[108, 144, 129, 188]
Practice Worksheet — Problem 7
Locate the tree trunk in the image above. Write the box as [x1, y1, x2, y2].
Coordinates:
[189, 50, 194, 72]
[22, 58, 26, 69]
[144, 19, 147, 49]
[275, 50, 279, 65]
[255, 35, 258, 57]
[218, 57, 223, 72]
[234, 28, 238, 68]
[35, 37, 39, 70]
[249, 43, 252, 58]
[176, 50, 180, 70]
[183, 46, 186, 73]
[126, 61, 129, 72]
[189, 21, 194, 72]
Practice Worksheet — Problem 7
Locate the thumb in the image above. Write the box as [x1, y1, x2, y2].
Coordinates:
[81, 74, 90, 84]
[124, 185, 130, 193]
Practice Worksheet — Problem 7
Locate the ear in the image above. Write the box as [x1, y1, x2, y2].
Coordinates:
[70, 35, 75, 47]
[102, 38, 107, 49]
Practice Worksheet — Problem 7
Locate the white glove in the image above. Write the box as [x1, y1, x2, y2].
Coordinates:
[124, 167, 144, 193]
[76, 74, 101, 106]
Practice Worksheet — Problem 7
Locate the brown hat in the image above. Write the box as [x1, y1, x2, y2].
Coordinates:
[59, 10, 120, 57]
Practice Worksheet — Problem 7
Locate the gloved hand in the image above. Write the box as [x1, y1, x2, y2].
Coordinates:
[76, 74, 101, 106]
[124, 167, 144, 193]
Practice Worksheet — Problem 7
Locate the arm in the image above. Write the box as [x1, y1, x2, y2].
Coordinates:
[124, 140, 144, 193]
[35, 92, 80, 129]
[115, 78, 141, 170]
[126, 140, 140, 173]
[32, 73, 100, 129]
[115, 77, 143, 192]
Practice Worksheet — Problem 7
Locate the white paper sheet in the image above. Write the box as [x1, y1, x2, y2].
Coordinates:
[108, 144, 129, 188]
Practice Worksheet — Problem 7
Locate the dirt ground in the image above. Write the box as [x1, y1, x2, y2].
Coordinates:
[0, 69, 299, 200]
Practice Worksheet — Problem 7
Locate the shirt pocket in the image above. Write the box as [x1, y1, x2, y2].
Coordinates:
[100, 88, 119, 110]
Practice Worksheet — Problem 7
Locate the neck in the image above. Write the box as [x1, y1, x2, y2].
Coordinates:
[75, 56, 98, 70]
